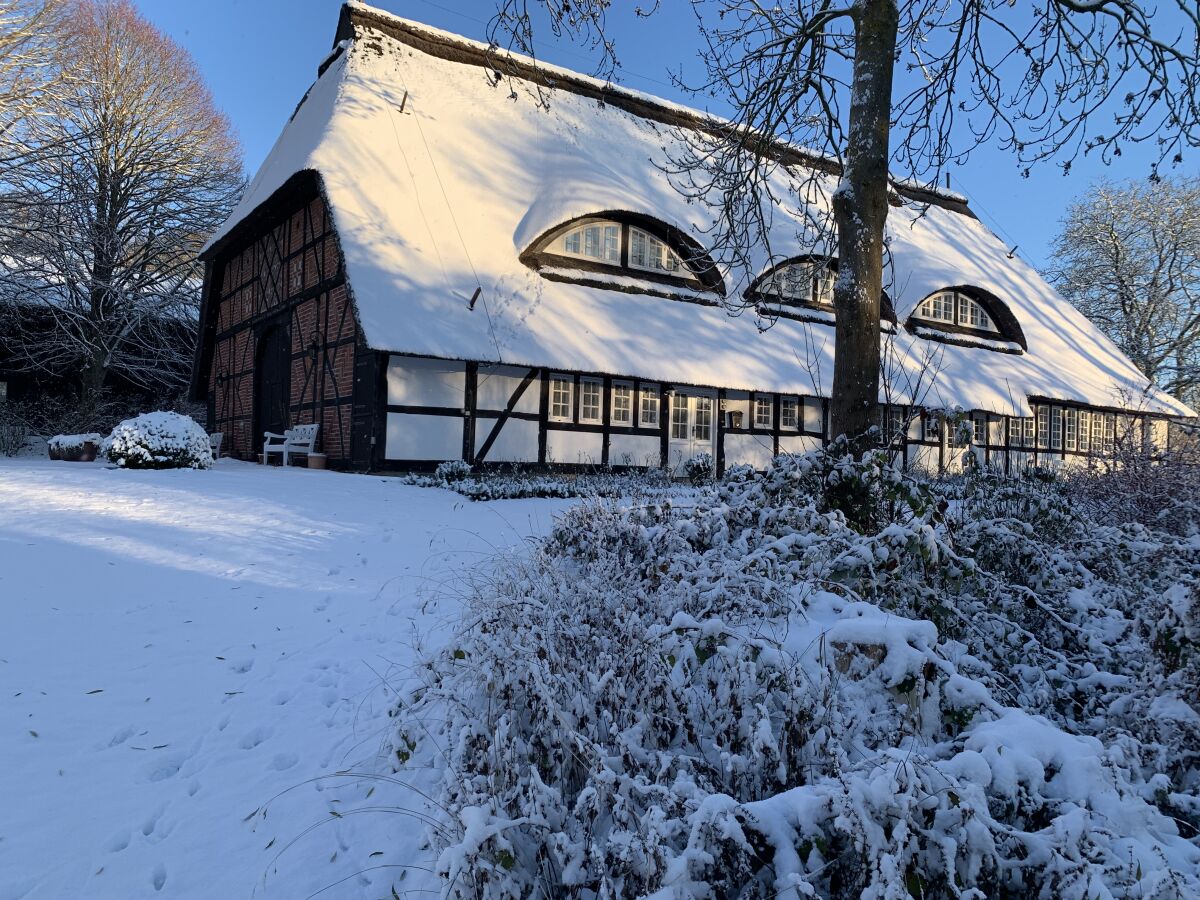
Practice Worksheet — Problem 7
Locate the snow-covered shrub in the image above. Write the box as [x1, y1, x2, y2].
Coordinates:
[387, 448, 1200, 898]
[1066, 448, 1200, 537]
[103, 412, 213, 470]
[47, 432, 103, 461]
[683, 451, 713, 485]
[435, 459, 472, 483]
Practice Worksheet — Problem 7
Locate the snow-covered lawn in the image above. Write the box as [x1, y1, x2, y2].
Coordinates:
[0, 458, 572, 900]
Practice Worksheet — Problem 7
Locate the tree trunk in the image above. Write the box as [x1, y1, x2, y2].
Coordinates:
[830, 0, 899, 446]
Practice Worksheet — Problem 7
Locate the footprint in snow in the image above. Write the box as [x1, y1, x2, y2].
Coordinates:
[104, 829, 130, 853]
[151, 864, 167, 892]
[238, 725, 273, 750]
[143, 751, 189, 783]
[271, 689, 292, 706]
[270, 752, 299, 771]
[106, 725, 134, 748]
[228, 657, 254, 674]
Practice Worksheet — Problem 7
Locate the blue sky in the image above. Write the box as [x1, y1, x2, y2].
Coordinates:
[134, 0, 1194, 269]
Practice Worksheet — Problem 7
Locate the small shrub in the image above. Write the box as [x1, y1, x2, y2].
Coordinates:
[683, 451, 713, 485]
[0, 424, 27, 457]
[47, 432, 103, 461]
[103, 411, 213, 470]
[434, 459, 472, 483]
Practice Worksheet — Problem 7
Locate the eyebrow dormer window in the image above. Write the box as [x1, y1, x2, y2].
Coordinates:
[916, 290, 998, 333]
[522, 213, 725, 302]
[907, 286, 1027, 353]
[767, 260, 835, 308]
[560, 222, 620, 264]
[747, 256, 895, 327]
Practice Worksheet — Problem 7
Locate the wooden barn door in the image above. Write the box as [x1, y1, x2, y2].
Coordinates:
[254, 323, 291, 445]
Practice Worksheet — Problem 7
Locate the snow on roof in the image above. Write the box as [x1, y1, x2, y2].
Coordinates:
[204, 2, 1194, 418]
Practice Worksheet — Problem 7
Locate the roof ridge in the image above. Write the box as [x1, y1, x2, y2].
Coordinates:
[338, 1, 973, 215]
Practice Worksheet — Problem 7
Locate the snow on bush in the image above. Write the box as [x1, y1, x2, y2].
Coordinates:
[48, 432, 103, 452]
[435, 459, 473, 482]
[103, 412, 213, 470]
[683, 451, 714, 485]
[407, 466, 682, 502]
[388, 447, 1200, 898]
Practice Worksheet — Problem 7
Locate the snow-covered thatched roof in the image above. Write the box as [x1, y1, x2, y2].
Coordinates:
[204, 1, 1194, 418]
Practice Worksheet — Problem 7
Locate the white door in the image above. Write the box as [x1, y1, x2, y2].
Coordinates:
[668, 391, 716, 473]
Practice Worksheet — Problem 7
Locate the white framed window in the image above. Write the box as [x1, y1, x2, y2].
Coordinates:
[1036, 407, 1049, 449]
[764, 260, 836, 308]
[579, 379, 602, 424]
[923, 414, 941, 442]
[1065, 409, 1078, 451]
[1050, 408, 1063, 450]
[916, 290, 1000, 334]
[754, 396, 773, 429]
[972, 415, 985, 446]
[611, 383, 632, 426]
[780, 397, 799, 429]
[550, 376, 573, 422]
[560, 222, 620, 265]
[1092, 412, 1105, 453]
[629, 227, 687, 276]
[1022, 416, 1036, 448]
[1078, 411, 1091, 452]
[918, 291, 956, 324]
[670, 394, 689, 439]
[694, 396, 714, 442]
[640, 386, 660, 426]
[0, 380, 7, 403]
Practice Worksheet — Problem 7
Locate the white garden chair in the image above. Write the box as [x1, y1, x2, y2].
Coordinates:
[209, 432, 224, 459]
[262, 424, 320, 466]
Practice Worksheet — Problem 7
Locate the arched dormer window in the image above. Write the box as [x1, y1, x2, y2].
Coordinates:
[747, 256, 896, 326]
[908, 286, 1026, 353]
[521, 213, 724, 302]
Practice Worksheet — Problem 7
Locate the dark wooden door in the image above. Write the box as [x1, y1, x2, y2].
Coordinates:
[254, 324, 291, 443]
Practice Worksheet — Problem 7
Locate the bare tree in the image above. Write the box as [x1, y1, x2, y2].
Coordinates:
[0, 0, 61, 154]
[1049, 176, 1200, 406]
[0, 0, 242, 408]
[489, 0, 1200, 442]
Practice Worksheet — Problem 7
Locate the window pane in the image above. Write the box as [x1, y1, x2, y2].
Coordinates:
[924, 414, 940, 441]
[754, 396, 772, 428]
[1051, 408, 1063, 450]
[564, 230, 580, 254]
[641, 388, 659, 425]
[1065, 409, 1078, 451]
[630, 229, 647, 268]
[580, 380, 601, 422]
[781, 397, 798, 429]
[612, 384, 631, 424]
[604, 225, 620, 262]
[550, 377, 572, 420]
[670, 394, 688, 439]
[694, 397, 712, 441]
[1078, 411, 1091, 452]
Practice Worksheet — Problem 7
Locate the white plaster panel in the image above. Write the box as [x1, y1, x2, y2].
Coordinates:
[387, 356, 465, 408]
[385, 412, 462, 460]
[723, 432, 775, 470]
[476, 365, 540, 414]
[546, 429, 603, 466]
[609, 433, 660, 467]
[474, 417, 539, 463]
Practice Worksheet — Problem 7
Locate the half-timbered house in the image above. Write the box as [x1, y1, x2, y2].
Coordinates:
[191, 1, 1195, 475]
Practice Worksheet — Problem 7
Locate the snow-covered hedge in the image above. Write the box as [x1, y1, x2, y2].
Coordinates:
[389, 449, 1200, 898]
[406, 466, 682, 501]
[103, 412, 213, 470]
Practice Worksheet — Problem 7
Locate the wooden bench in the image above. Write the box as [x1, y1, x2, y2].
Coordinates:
[262, 424, 320, 466]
